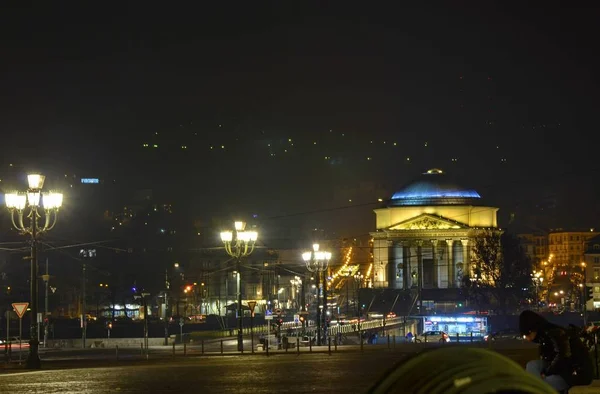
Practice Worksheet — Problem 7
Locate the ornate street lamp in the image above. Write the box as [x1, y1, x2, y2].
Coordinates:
[4, 173, 63, 369]
[302, 243, 331, 346]
[345, 269, 352, 318]
[290, 276, 302, 310]
[220, 221, 258, 352]
[531, 270, 544, 310]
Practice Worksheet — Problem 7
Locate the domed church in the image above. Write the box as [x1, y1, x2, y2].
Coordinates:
[370, 169, 499, 295]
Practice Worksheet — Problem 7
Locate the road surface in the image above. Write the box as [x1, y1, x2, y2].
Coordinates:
[1, 344, 599, 393]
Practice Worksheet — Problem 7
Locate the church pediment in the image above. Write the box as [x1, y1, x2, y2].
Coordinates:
[386, 214, 467, 231]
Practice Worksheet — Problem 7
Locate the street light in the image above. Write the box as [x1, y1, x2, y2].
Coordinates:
[581, 262, 588, 326]
[134, 290, 151, 357]
[345, 269, 352, 318]
[290, 276, 302, 310]
[220, 221, 258, 352]
[303, 243, 331, 346]
[353, 272, 364, 346]
[531, 271, 544, 310]
[3, 173, 62, 369]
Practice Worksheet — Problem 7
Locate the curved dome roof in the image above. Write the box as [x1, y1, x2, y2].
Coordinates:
[389, 169, 481, 206]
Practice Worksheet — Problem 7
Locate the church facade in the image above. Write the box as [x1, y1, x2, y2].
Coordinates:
[370, 169, 499, 294]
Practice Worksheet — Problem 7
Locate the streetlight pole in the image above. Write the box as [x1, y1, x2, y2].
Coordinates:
[322, 267, 329, 342]
[82, 262, 86, 348]
[315, 269, 321, 345]
[79, 248, 96, 349]
[220, 221, 258, 352]
[300, 274, 306, 331]
[4, 174, 63, 369]
[531, 271, 543, 311]
[134, 291, 150, 355]
[42, 258, 50, 348]
[303, 243, 331, 346]
[354, 273, 364, 344]
[581, 262, 588, 326]
[346, 269, 351, 318]
[164, 268, 170, 346]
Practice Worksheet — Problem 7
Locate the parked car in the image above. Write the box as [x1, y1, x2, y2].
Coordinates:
[414, 330, 450, 343]
[484, 329, 523, 342]
[0, 336, 29, 347]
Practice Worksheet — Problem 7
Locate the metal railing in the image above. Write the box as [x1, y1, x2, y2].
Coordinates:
[210, 316, 407, 338]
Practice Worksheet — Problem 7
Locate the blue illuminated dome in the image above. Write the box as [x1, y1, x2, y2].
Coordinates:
[389, 169, 481, 206]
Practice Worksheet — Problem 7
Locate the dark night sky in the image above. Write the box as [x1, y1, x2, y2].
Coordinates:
[1, 2, 599, 239]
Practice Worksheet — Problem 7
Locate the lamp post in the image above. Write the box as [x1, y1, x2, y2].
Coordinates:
[79, 248, 96, 349]
[581, 262, 587, 326]
[134, 291, 151, 355]
[345, 269, 352, 318]
[300, 274, 306, 330]
[3, 174, 63, 369]
[302, 243, 331, 346]
[531, 271, 543, 311]
[220, 221, 258, 352]
[290, 276, 302, 311]
[353, 273, 364, 343]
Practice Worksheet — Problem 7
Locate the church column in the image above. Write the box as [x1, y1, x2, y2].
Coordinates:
[386, 240, 395, 288]
[402, 241, 410, 289]
[446, 239, 454, 288]
[431, 239, 438, 288]
[393, 241, 404, 289]
[416, 240, 423, 312]
[373, 239, 390, 288]
[461, 239, 469, 281]
[390, 240, 406, 289]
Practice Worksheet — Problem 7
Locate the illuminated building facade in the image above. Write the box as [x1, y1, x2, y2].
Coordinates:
[370, 169, 499, 292]
[583, 235, 600, 311]
[548, 229, 597, 267]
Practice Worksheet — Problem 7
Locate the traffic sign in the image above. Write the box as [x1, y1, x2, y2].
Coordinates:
[12, 302, 28, 319]
[179, 318, 184, 327]
[247, 301, 257, 313]
[274, 308, 281, 315]
[294, 314, 299, 323]
[265, 309, 273, 316]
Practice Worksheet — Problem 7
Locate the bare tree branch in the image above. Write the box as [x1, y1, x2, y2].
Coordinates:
[462, 230, 533, 314]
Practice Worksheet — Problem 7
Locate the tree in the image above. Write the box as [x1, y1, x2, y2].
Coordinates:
[462, 230, 533, 314]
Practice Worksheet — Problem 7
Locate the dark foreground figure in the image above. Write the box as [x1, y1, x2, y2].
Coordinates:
[519, 310, 593, 394]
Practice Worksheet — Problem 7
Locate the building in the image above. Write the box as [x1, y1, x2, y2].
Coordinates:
[182, 247, 280, 319]
[584, 234, 600, 311]
[369, 168, 499, 310]
[516, 231, 548, 269]
[548, 229, 597, 267]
